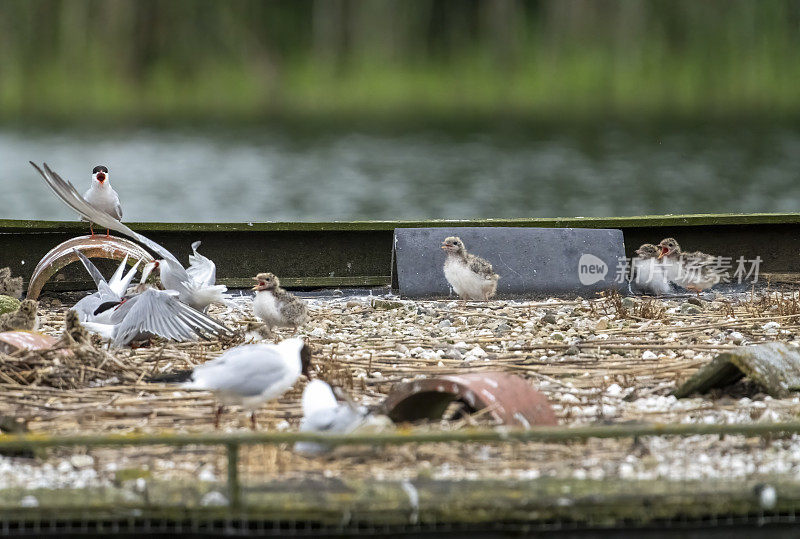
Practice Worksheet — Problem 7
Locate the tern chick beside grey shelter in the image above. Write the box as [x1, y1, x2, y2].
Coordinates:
[394, 227, 625, 298]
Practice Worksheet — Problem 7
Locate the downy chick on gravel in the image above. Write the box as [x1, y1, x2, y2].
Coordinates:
[441, 236, 500, 300]
[0, 299, 39, 331]
[631, 243, 673, 295]
[252, 273, 308, 334]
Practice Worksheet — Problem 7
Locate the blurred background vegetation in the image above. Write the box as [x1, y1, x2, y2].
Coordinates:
[2, 0, 799, 125]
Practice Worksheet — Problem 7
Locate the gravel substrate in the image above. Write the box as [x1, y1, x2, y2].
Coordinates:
[3, 286, 800, 495]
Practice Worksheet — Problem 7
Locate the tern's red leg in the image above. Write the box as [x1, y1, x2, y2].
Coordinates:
[214, 405, 224, 430]
[89, 224, 95, 237]
[105, 229, 110, 238]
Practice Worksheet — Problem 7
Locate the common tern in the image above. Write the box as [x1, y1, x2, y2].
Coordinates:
[631, 243, 673, 296]
[252, 273, 308, 334]
[72, 251, 233, 347]
[83, 165, 122, 237]
[30, 162, 227, 312]
[657, 237, 722, 293]
[71, 251, 142, 323]
[0, 299, 39, 332]
[83, 287, 233, 348]
[294, 380, 370, 455]
[441, 236, 500, 300]
[141, 241, 227, 312]
[153, 338, 312, 429]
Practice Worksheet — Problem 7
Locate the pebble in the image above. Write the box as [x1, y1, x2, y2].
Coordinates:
[467, 346, 487, 358]
[200, 491, 229, 507]
[687, 297, 704, 308]
[729, 331, 745, 345]
[438, 319, 452, 328]
[763, 321, 781, 334]
[442, 348, 463, 360]
[594, 318, 609, 330]
[680, 303, 701, 315]
[309, 327, 326, 338]
[69, 455, 94, 468]
[541, 313, 558, 325]
[642, 351, 658, 360]
[20, 495, 39, 507]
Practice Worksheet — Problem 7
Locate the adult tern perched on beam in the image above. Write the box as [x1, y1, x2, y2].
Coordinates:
[83, 165, 122, 237]
[30, 162, 227, 312]
[72, 251, 233, 347]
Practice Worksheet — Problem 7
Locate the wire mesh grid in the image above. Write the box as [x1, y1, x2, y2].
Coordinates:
[2, 427, 800, 535]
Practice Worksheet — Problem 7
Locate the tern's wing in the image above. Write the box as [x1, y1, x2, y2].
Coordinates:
[31, 162, 186, 278]
[108, 288, 233, 346]
[301, 405, 364, 434]
[186, 241, 217, 287]
[112, 259, 142, 297]
[188, 345, 290, 397]
[107, 254, 129, 288]
[74, 250, 107, 290]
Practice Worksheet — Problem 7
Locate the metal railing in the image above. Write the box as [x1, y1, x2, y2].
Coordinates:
[4, 421, 800, 513]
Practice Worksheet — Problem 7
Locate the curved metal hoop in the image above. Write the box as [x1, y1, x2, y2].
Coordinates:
[27, 235, 155, 300]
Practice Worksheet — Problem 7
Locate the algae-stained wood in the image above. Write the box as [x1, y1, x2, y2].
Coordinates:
[2, 213, 800, 291]
[1, 477, 799, 527]
[673, 343, 800, 398]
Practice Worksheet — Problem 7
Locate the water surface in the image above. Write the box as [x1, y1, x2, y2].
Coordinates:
[2, 125, 798, 222]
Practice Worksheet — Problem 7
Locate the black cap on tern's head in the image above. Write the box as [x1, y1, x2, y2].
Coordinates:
[92, 165, 109, 183]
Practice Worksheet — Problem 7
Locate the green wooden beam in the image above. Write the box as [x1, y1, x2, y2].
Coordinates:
[3, 421, 800, 450]
[1, 214, 799, 292]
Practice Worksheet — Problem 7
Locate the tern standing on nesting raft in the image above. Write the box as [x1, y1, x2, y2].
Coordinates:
[441, 236, 500, 300]
[154, 338, 312, 429]
[252, 273, 308, 333]
[83, 165, 122, 237]
[295, 380, 371, 455]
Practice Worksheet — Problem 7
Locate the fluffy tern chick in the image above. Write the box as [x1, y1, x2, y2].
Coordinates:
[657, 237, 722, 293]
[0, 299, 39, 332]
[160, 338, 312, 429]
[252, 273, 308, 334]
[441, 236, 500, 300]
[83, 165, 122, 237]
[0, 267, 23, 299]
[631, 243, 673, 295]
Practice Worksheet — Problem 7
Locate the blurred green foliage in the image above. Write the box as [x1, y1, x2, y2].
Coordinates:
[1, 0, 799, 123]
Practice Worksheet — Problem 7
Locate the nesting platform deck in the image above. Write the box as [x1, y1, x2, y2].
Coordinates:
[3, 285, 800, 533]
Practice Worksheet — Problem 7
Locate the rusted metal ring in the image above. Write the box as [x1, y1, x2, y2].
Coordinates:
[382, 372, 558, 428]
[26, 235, 154, 300]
